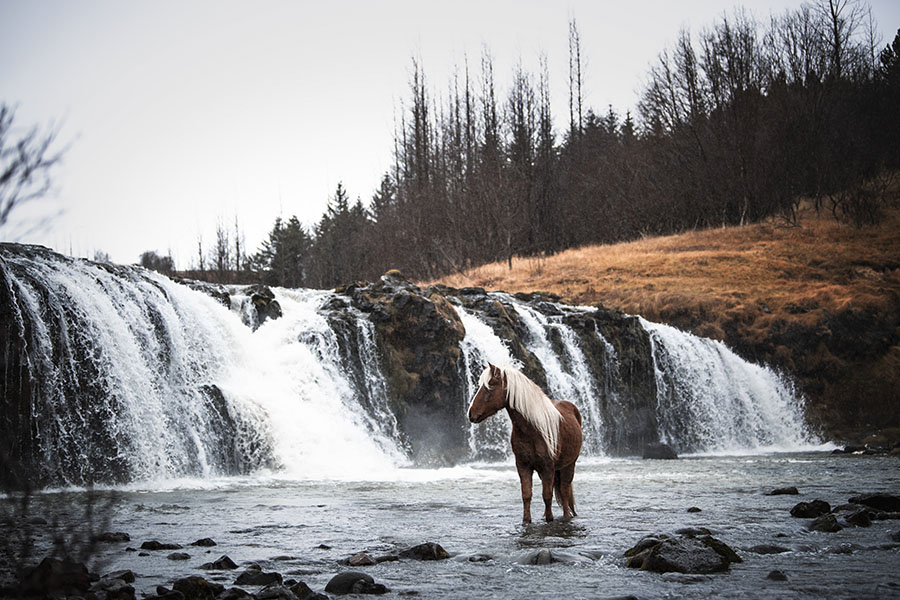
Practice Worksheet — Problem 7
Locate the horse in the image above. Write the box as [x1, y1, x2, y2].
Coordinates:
[468, 363, 583, 524]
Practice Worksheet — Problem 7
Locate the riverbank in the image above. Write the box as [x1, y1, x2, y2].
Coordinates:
[428, 208, 900, 444]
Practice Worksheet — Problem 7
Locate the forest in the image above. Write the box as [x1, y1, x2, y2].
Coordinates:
[163, 0, 900, 289]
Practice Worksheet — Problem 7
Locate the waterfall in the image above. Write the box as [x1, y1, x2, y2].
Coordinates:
[455, 304, 515, 460]
[641, 318, 815, 453]
[0, 248, 403, 486]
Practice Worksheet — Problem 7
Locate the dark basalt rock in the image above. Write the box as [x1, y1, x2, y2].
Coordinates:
[748, 544, 791, 554]
[767, 486, 800, 495]
[790, 500, 831, 518]
[767, 570, 789, 581]
[687, 506, 702, 513]
[217, 588, 252, 600]
[643, 442, 678, 459]
[141, 540, 183, 550]
[172, 575, 225, 600]
[245, 284, 283, 329]
[625, 533, 742, 574]
[190, 537, 217, 547]
[399, 542, 450, 560]
[104, 570, 136, 583]
[234, 567, 283, 586]
[90, 576, 136, 600]
[199, 555, 239, 570]
[849, 493, 900, 512]
[290, 581, 328, 600]
[256, 584, 299, 600]
[809, 514, 843, 532]
[347, 552, 377, 566]
[168, 552, 191, 560]
[96, 531, 131, 542]
[324, 571, 389, 595]
[17, 557, 91, 597]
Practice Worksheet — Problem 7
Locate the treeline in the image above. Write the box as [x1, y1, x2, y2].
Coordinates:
[179, 0, 899, 288]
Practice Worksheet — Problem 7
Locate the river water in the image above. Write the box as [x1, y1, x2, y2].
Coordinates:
[9, 451, 899, 600]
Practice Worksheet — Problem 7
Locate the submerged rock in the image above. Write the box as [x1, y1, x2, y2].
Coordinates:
[790, 500, 831, 518]
[90, 576, 136, 600]
[849, 493, 900, 512]
[168, 552, 191, 560]
[767, 570, 789, 581]
[399, 542, 450, 560]
[172, 576, 225, 600]
[141, 540, 183, 550]
[234, 567, 283, 586]
[199, 555, 238, 570]
[190, 537, 217, 547]
[767, 486, 800, 495]
[96, 531, 131, 542]
[625, 533, 741, 574]
[104, 570, 136, 583]
[809, 514, 843, 532]
[748, 544, 791, 554]
[324, 571, 388, 595]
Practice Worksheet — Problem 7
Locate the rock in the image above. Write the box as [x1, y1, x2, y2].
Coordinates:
[104, 570, 136, 583]
[845, 509, 873, 527]
[168, 552, 191, 560]
[145, 592, 185, 600]
[767, 570, 788, 581]
[348, 552, 377, 566]
[27, 516, 48, 525]
[245, 285, 283, 329]
[256, 584, 298, 600]
[687, 507, 702, 513]
[96, 531, 131, 542]
[141, 540, 183, 550]
[399, 542, 450, 560]
[190, 537, 217, 547]
[674, 527, 712, 536]
[515, 548, 554, 565]
[290, 581, 328, 600]
[767, 486, 800, 496]
[172, 575, 225, 600]
[324, 571, 389, 595]
[790, 500, 831, 518]
[891, 530, 900, 542]
[234, 567, 283, 587]
[374, 554, 399, 563]
[643, 442, 678, 459]
[849, 493, 900, 512]
[748, 544, 791, 554]
[624, 534, 741, 574]
[217, 589, 252, 600]
[90, 577, 136, 600]
[17, 557, 91, 596]
[809, 514, 843, 532]
[199, 555, 239, 570]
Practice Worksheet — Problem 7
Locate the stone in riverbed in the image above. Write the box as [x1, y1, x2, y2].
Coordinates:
[168, 552, 191, 560]
[790, 500, 831, 518]
[17, 557, 91, 597]
[844, 509, 873, 527]
[89, 576, 136, 600]
[96, 531, 131, 543]
[199, 555, 238, 570]
[687, 507, 702, 513]
[234, 567, 283, 586]
[256, 584, 299, 600]
[217, 588, 252, 600]
[849, 493, 900, 512]
[347, 552, 377, 566]
[172, 575, 225, 600]
[767, 570, 788, 581]
[324, 571, 389, 595]
[103, 570, 136, 583]
[748, 544, 791, 554]
[290, 581, 329, 600]
[399, 542, 450, 560]
[643, 442, 678, 459]
[767, 486, 799, 495]
[141, 540, 183, 550]
[190, 537, 217, 547]
[624, 533, 741, 574]
[809, 514, 843, 532]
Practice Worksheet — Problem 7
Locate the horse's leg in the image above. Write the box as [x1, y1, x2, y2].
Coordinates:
[539, 469, 555, 522]
[558, 462, 577, 518]
[517, 464, 533, 524]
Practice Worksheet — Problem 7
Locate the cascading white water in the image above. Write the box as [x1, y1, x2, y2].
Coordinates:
[640, 318, 816, 453]
[499, 295, 606, 454]
[1, 250, 404, 485]
[455, 304, 516, 460]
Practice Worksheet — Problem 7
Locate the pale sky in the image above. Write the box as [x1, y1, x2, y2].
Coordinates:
[2, 0, 898, 267]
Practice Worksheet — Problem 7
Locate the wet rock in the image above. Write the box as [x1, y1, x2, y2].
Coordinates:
[96, 531, 131, 543]
[399, 542, 450, 560]
[845, 509, 873, 527]
[90, 576, 136, 600]
[27, 516, 48, 525]
[324, 571, 389, 595]
[245, 284, 283, 329]
[661, 573, 711, 583]
[191, 537, 217, 547]
[642, 442, 678, 459]
[809, 514, 843, 532]
[891, 530, 900, 542]
[17, 557, 91, 596]
[141, 540, 183, 550]
[172, 575, 225, 600]
[849, 493, 900, 512]
[199, 555, 238, 570]
[256, 584, 298, 600]
[790, 500, 831, 518]
[168, 552, 191, 560]
[767, 570, 788, 581]
[748, 544, 791, 554]
[234, 567, 283, 586]
[624, 533, 741, 574]
[675, 527, 712, 536]
[348, 552, 377, 566]
[290, 581, 328, 600]
[104, 570, 136, 583]
[217, 588, 252, 600]
[374, 554, 399, 563]
[145, 591, 185, 600]
[767, 486, 799, 495]
[687, 507, 702, 513]
[515, 548, 554, 565]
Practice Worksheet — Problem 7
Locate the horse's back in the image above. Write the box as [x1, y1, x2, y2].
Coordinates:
[556, 400, 582, 426]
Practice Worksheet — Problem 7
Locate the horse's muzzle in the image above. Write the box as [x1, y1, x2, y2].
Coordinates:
[468, 412, 485, 424]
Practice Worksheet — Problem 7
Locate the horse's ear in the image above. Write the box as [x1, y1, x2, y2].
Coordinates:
[487, 362, 497, 374]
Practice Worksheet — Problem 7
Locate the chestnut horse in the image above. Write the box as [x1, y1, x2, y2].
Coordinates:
[468, 363, 583, 524]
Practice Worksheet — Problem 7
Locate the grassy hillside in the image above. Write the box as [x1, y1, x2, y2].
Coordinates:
[427, 207, 900, 444]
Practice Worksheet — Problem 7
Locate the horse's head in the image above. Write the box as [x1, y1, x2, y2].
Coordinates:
[468, 363, 507, 424]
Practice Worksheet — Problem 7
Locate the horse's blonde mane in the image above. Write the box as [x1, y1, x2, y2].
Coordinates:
[479, 365, 562, 457]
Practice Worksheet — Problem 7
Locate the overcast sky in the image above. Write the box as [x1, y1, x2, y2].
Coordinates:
[2, 0, 898, 267]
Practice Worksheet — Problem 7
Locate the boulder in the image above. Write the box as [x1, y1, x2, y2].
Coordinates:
[217, 589, 252, 600]
[849, 493, 900, 512]
[624, 533, 741, 574]
[399, 542, 450, 560]
[234, 567, 283, 587]
[104, 570, 136, 583]
[245, 284, 283, 329]
[687, 507, 702, 513]
[643, 442, 678, 459]
[172, 576, 225, 600]
[790, 500, 831, 518]
[324, 571, 389, 595]
[766, 487, 800, 496]
[809, 514, 843, 532]
[844, 509, 873, 527]
[90, 576, 136, 600]
[199, 555, 239, 570]
[141, 540, 183, 550]
[347, 552, 377, 566]
[190, 537, 217, 547]
[17, 557, 91, 597]
[256, 584, 298, 600]
[290, 581, 328, 600]
[767, 570, 788, 581]
[168, 552, 191, 560]
[96, 531, 131, 542]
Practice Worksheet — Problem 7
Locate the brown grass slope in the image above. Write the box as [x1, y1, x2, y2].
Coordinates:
[428, 209, 900, 444]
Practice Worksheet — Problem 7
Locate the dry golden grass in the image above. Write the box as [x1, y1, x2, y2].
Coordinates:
[427, 208, 900, 335]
